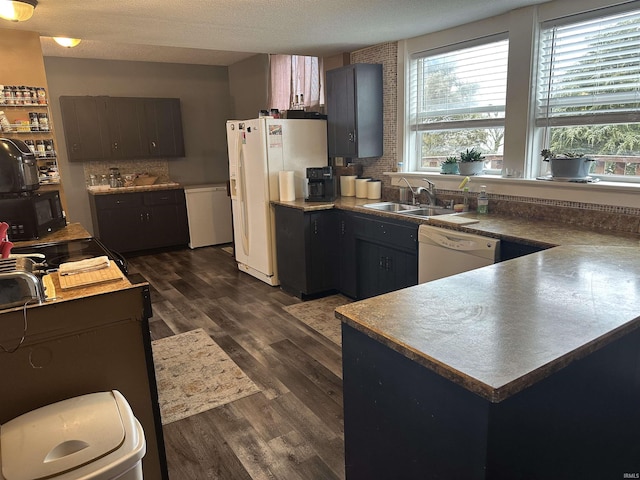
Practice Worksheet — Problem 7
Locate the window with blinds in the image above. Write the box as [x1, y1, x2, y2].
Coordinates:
[408, 35, 509, 170]
[536, 6, 640, 177]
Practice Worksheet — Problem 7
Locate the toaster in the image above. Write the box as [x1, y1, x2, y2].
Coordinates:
[0, 270, 45, 310]
[0, 257, 46, 310]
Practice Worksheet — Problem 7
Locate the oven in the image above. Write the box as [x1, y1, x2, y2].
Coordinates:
[12, 237, 128, 275]
[11, 238, 152, 317]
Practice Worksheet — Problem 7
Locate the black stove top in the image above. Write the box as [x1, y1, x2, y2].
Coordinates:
[12, 238, 128, 274]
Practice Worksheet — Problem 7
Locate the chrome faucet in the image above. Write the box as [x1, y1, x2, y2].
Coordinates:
[399, 177, 437, 206]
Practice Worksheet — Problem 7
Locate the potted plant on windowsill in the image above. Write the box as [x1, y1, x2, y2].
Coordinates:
[540, 149, 595, 179]
[440, 156, 459, 174]
[458, 148, 485, 176]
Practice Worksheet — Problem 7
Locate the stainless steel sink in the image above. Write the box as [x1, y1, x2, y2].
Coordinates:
[362, 202, 420, 213]
[398, 207, 453, 217]
[362, 202, 453, 217]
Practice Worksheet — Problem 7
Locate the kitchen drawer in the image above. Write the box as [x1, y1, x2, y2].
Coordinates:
[94, 193, 143, 209]
[143, 189, 184, 206]
[353, 214, 418, 252]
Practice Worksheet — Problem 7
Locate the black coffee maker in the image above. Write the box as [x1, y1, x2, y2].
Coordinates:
[306, 166, 336, 202]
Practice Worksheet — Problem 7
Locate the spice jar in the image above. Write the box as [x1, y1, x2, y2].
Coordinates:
[37, 113, 49, 131]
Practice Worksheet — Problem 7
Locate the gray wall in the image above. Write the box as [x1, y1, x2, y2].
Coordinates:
[228, 54, 269, 120]
[44, 57, 232, 230]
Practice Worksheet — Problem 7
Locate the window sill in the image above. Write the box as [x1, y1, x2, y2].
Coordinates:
[386, 172, 640, 210]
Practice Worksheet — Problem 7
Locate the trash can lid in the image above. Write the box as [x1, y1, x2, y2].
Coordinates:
[1, 391, 127, 480]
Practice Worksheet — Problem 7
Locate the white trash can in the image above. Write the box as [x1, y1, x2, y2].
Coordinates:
[0, 390, 145, 480]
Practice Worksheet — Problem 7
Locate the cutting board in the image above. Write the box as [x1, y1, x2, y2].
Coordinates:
[431, 214, 479, 226]
[58, 262, 124, 290]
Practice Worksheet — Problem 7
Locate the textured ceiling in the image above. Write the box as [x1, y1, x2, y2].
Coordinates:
[2, 0, 549, 66]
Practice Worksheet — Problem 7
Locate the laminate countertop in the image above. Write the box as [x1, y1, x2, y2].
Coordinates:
[273, 197, 640, 402]
[86, 182, 182, 195]
[335, 245, 640, 402]
[272, 196, 640, 248]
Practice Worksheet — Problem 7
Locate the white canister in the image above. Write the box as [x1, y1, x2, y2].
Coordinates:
[340, 175, 357, 197]
[367, 180, 382, 200]
[355, 178, 371, 199]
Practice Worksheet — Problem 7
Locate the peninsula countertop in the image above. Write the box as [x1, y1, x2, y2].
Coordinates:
[335, 245, 640, 402]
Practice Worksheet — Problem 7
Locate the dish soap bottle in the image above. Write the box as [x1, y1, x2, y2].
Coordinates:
[477, 185, 489, 214]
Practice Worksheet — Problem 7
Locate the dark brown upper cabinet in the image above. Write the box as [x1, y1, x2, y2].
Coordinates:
[326, 63, 383, 159]
[60, 96, 185, 162]
[143, 98, 185, 158]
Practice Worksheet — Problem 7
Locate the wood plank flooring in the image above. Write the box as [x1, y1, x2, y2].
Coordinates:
[127, 245, 345, 480]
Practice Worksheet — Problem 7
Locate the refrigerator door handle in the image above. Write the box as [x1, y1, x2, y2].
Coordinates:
[238, 137, 250, 256]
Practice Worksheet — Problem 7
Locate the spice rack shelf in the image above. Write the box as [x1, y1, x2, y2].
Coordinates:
[1, 89, 58, 186]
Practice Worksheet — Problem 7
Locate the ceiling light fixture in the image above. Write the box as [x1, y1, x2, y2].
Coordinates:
[53, 37, 82, 48]
[0, 0, 37, 22]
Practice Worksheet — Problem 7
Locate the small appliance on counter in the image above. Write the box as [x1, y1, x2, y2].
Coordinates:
[0, 137, 66, 241]
[306, 166, 336, 202]
[0, 138, 39, 194]
[0, 190, 66, 241]
[0, 257, 47, 310]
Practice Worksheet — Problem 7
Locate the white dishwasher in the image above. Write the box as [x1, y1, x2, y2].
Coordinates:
[418, 224, 500, 283]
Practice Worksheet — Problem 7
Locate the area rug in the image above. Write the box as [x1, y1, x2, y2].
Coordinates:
[152, 328, 260, 424]
[283, 294, 352, 346]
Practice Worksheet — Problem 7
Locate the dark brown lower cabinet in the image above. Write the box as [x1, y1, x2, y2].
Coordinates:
[274, 205, 338, 298]
[90, 188, 189, 253]
[274, 206, 418, 300]
[352, 213, 418, 299]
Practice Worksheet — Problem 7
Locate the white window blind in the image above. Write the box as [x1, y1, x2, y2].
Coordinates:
[536, 7, 640, 127]
[410, 35, 509, 132]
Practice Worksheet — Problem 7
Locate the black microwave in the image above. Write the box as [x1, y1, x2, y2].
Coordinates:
[0, 190, 66, 241]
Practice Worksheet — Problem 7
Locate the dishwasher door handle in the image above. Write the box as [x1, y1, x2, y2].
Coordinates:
[426, 231, 479, 251]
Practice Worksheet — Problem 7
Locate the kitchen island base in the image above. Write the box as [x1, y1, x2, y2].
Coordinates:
[342, 324, 640, 479]
[0, 285, 167, 480]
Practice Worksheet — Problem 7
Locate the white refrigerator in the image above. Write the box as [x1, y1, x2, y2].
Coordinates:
[226, 117, 328, 286]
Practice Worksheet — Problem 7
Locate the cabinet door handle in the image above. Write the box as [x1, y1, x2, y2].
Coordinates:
[72, 143, 79, 152]
[113, 142, 118, 150]
[379, 256, 384, 269]
[386, 256, 392, 271]
[348, 132, 355, 142]
[341, 220, 345, 235]
[151, 141, 157, 149]
[140, 213, 144, 222]
[146, 212, 151, 221]
[313, 219, 318, 234]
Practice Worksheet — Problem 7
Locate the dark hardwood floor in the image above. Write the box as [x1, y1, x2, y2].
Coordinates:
[127, 245, 345, 479]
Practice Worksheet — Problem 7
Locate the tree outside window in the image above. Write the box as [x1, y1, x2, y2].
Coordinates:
[409, 37, 508, 171]
[537, 8, 640, 178]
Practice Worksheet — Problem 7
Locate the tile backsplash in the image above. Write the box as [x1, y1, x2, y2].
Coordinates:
[383, 185, 640, 234]
[83, 159, 170, 185]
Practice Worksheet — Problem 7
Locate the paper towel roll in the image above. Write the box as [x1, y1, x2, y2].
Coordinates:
[279, 170, 295, 201]
[355, 178, 370, 199]
[340, 175, 357, 196]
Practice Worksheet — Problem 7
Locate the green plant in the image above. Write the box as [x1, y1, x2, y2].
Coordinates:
[459, 148, 485, 163]
[443, 156, 459, 164]
[540, 149, 585, 161]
